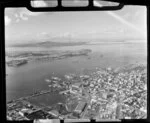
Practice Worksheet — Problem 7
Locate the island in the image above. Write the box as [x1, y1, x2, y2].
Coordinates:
[6, 49, 92, 67]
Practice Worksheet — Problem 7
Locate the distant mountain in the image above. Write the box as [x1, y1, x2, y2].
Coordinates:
[9, 41, 87, 48]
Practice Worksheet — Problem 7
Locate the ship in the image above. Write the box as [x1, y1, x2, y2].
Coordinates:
[51, 76, 61, 81]
[45, 79, 51, 83]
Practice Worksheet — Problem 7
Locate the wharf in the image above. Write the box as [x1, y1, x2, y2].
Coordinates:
[12, 89, 68, 102]
[59, 90, 70, 94]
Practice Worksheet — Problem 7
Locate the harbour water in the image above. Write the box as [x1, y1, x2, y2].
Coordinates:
[6, 41, 147, 106]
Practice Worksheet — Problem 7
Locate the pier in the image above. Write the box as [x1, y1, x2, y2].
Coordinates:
[23, 90, 53, 100]
[59, 90, 70, 94]
[13, 89, 69, 102]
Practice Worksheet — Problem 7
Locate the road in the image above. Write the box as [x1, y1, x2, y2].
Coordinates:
[80, 89, 91, 119]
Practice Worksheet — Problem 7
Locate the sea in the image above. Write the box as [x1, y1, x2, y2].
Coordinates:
[6, 40, 147, 106]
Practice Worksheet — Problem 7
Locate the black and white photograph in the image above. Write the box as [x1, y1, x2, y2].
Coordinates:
[5, 0, 147, 121]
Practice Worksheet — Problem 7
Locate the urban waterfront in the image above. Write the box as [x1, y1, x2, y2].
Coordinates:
[5, 4, 147, 120]
[6, 42, 147, 120]
[6, 42, 147, 101]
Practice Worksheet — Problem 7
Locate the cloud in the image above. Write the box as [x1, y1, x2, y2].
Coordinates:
[5, 16, 11, 26]
[36, 32, 49, 38]
[14, 8, 43, 22]
[14, 14, 20, 22]
[94, 1, 144, 35]
[123, 13, 130, 19]
[5, 1, 51, 23]
[134, 11, 141, 17]
[20, 12, 28, 21]
[41, 32, 47, 35]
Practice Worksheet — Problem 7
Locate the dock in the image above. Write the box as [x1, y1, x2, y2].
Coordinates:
[59, 90, 70, 94]
[13, 89, 69, 102]
[14, 89, 57, 102]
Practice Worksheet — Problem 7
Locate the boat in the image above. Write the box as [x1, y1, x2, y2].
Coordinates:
[45, 79, 51, 83]
[51, 76, 61, 81]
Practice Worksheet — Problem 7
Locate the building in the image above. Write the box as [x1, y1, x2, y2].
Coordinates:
[70, 82, 82, 93]
[72, 83, 81, 89]
[74, 101, 87, 114]
[48, 110, 59, 117]
[7, 116, 12, 120]
[20, 108, 33, 115]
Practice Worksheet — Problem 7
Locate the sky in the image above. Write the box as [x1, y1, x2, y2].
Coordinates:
[5, 0, 147, 45]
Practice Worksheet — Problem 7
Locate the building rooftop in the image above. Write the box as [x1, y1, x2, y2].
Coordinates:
[72, 82, 81, 88]
[48, 110, 59, 117]
[74, 101, 87, 114]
